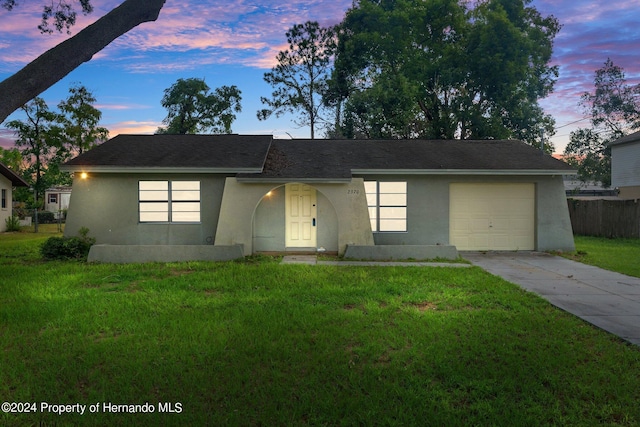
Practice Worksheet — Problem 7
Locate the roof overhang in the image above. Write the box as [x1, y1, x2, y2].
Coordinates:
[236, 177, 352, 184]
[609, 131, 640, 147]
[60, 166, 264, 174]
[0, 163, 29, 187]
[351, 169, 577, 176]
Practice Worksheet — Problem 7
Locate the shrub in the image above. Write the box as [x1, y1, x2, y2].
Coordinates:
[4, 215, 21, 232]
[37, 211, 55, 224]
[41, 229, 96, 261]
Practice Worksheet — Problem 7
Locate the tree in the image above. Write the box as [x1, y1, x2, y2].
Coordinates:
[6, 98, 65, 205]
[4, 84, 108, 203]
[0, 146, 23, 172]
[328, 0, 559, 146]
[0, 146, 32, 203]
[157, 78, 242, 135]
[58, 84, 109, 155]
[564, 129, 612, 187]
[2, 0, 93, 34]
[258, 21, 336, 139]
[0, 0, 166, 124]
[564, 59, 640, 187]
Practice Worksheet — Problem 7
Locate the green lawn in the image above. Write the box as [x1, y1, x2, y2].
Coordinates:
[562, 235, 640, 278]
[1, 230, 640, 426]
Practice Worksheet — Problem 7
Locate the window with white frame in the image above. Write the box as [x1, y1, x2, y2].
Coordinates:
[365, 181, 407, 232]
[139, 181, 200, 223]
[1, 189, 6, 209]
[49, 193, 58, 204]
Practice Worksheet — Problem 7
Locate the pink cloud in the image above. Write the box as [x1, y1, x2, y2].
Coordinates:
[2, 0, 637, 156]
[528, 0, 640, 151]
[95, 103, 152, 111]
[0, 128, 17, 149]
[0, 0, 351, 73]
[106, 121, 161, 136]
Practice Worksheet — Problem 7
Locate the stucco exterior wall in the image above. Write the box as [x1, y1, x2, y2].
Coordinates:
[252, 186, 286, 252]
[353, 174, 575, 252]
[357, 174, 451, 246]
[535, 175, 575, 251]
[0, 175, 12, 232]
[216, 178, 374, 255]
[252, 185, 339, 253]
[316, 189, 339, 251]
[227, 173, 574, 255]
[65, 173, 228, 244]
[317, 179, 374, 252]
[66, 172, 574, 256]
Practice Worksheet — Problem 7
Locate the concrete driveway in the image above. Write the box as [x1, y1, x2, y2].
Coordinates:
[463, 251, 640, 346]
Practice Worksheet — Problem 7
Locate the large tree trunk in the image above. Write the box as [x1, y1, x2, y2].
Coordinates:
[0, 0, 166, 124]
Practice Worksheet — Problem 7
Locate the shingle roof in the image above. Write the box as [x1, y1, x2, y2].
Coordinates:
[238, 138, 575, 180]
[63, 134, 575, 178]
[63, 134, 273, 171]
[610, 130, 640, 146]
[0, 162, 29, 187]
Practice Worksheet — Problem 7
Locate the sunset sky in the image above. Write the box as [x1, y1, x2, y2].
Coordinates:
[0, 0, 639, 154]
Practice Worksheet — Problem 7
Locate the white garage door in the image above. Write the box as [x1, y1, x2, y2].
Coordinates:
[450, 183, 535, 251]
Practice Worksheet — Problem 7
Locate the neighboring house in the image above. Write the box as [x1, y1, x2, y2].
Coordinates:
[611, 131, 640, 199]
[44, 186, 72, 218]
[61, 134, 576, 263]
[0, 162, 29, 232]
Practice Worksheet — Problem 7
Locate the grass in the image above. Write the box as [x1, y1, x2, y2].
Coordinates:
[1, 230, 640, 426]
[560, 235, 640, 278]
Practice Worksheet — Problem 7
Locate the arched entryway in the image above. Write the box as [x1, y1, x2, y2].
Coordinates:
[252, 183, 339, 254]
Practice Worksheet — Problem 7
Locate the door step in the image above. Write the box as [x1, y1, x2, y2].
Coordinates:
[281, 255, 317, 265]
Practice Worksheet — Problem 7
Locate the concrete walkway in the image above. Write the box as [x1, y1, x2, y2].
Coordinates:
[280, 255, 472, 268]
[463, 251, 640, 346]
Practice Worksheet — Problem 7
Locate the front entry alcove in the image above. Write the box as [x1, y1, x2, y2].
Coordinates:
[252, 183, 339, 254]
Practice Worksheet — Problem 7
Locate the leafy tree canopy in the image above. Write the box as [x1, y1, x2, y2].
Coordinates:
[564, 59, 640, 187]
[1, 0, 93, 34]
[58, 84, 109, 155]
[6, 98, 65, 203]
[328, 0, 559, 147]
[0, 146, 22, 172]
[5, 85, 108, 201]
[258, 21, 336, 139]
[157, 78, 242, 135]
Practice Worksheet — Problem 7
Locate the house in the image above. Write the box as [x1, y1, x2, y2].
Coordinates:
[44, 186, 72, 218]
[611, 131, 640, 199]
[0, 161, 29, 232]
[61, 134, 576, 263]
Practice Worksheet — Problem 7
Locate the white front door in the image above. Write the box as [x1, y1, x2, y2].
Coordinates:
[285, 183, 317, 249]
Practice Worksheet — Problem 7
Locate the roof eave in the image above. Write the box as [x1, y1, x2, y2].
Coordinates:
[351, 168, 577, 175]
[610, 131, 640, 146]
[60, 166, 264, 174]
[236, 176, 352, 184]
[0, 166, 29, 187]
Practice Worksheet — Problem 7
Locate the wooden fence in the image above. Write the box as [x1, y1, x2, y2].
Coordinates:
[567, 198, 640, 238]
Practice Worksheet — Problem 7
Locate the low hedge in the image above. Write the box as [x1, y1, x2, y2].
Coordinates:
[40, 228, 95, 261]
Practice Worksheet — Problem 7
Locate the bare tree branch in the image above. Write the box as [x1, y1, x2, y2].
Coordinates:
[0, 0, 166, 124]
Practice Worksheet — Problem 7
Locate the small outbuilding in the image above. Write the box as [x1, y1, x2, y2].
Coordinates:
[62, 134, 576, 263]
[44, 186, 72, 218]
